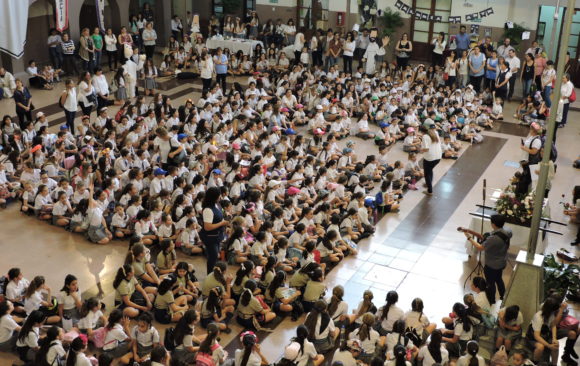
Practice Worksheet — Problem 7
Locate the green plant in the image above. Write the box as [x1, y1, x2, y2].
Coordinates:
[378, 7, 404, 37]
[543, 254, 580, 302]
[502, 22, 529, 49]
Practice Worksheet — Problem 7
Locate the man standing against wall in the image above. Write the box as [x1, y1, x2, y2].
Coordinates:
[496, 38, 515, 59]
[454, 25, 471, 58]
[355, 29, 370, 68]
[506, 49, 520, 101]
[214, 47, 228, 91]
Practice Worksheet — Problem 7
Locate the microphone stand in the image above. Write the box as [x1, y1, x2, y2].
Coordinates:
[463, 179, 486, 288]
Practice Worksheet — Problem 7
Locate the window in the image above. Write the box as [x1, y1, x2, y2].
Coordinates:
[411, 0, 451, 44]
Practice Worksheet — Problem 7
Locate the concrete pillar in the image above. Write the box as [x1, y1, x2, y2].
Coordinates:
[116, 0, 131, 30]
[68, 0, 85, 40]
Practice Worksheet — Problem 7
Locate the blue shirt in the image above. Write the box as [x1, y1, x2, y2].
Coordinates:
[485, 57, 498, 80]
[214, 54, 228, 74]
[469, 53, 485, 76]
[455, 33, 470, 50]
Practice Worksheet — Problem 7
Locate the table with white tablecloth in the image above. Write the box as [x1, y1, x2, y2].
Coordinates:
[206, 38, 263, 57]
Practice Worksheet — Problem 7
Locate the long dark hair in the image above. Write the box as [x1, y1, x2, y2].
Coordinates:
[60, 274, 77, 295]
[504, 305, 520, 324]
[205, 286, 223, 315]
[174, 310, 198, 345]
[240, 280, 258, 307]
[239, 332, 257, 366]
[268, 271, 286, 299]
[18, 310, 46, 341]
[158, 276, 176, 295]
[209, 261, 227, 287]
[427, 329, 443, 363]
[304, 300, 330, 341]
[380, 291, 399, 321]
[106, 309, 123, 330]
[66, 336, 85, 366]
[199, 323, 219, 354]
[453, 302, 472, 332]
[466, 341, 480, 366]
[393, 344, 407, 366]
[261, 256, 276, 281]
[235, 260, 254, 286]
[36, 325, 61, 366]
[292, 325, 309, 355]
[202, 186, 221, 208]
[112, 264, 133, 289]
[327, 285, 344, 317]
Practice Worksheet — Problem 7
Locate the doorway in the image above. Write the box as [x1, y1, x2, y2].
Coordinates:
[410, 0, 451, 61]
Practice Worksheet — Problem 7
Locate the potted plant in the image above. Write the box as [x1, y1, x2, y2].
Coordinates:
[502, 22, 530, 51]
[378, 7, 404, 37]
[543, 254, 580, 302]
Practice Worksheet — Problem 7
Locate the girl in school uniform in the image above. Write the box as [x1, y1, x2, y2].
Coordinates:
[77, 297, 106, 341]
[52, 191, 73, 226]
[442, 302, 474, 358]
[304, 300, 339, 354]
[302, 268, 326, 313]
[156, 238, 178, 275]
[102, 309, 132, 362]
[376, 291, 405, 336]
[172, 310, 203, 365]
[16, 310, 45, 362]
[264, 271, 302, 320]
[153, 277, 189, 324]
[0, 301, 21, 352]
[113, 264, 153, 318]
[34, 184, 53, 220]
[200, 286, 234, 332]
[57, 274, 82, 328]
[174, 262, 199, 303]
[123, 312, 160, 364]
[111, 204, 132, 238]
[24, 276, 60, 324]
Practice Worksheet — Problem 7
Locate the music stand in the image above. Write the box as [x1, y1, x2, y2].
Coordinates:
[463, 179, 486, 288]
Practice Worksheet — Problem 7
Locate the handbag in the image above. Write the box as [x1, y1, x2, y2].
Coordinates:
[559, 315, 579, 330]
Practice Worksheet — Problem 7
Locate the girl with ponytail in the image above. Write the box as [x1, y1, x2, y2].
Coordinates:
[197, 323, 227, 366]
[442, 303, 474, 358]
[236, 280, 276, 329]
[234, 332, 269, 366]
[303, 300, 339, 354]
[302, 268, 326, 313]
[201, 261, 236, 308]
[173, 261, 198, 304]
[386, 344, 412, 366]
[200, 286, 234, 333]
[352, 290, 377, 325]
[265, 271, 302, 320]
[377, 291, 404, 335]
[350, 313, 384, 363]
[258, 255, 277, 293]
[417, 329, 449, 366]
[288, 325, 324, 366]
[36, 325, 65, 366]
[232, 260, 255, 301]
[456, 341, 484, 366]
[327, 285, 348, 325]
[173, 309, 201, 365]
[113, 264, 153, 318]
[16, 310, 46, 362]
[66, 336, 91, 366]
[404, 298, 436, 342]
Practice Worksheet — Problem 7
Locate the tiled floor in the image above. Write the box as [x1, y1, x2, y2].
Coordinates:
[0, 73, 579, 364]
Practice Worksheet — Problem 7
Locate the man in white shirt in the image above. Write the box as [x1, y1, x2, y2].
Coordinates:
[506, 49, 520, 101]
[496, 38, 515, 59]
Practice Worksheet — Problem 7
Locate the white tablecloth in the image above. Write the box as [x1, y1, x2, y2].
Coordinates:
[206, 38, 263, 57]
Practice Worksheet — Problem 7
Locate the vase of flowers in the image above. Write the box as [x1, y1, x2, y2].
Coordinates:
[495, 185, 535, 227]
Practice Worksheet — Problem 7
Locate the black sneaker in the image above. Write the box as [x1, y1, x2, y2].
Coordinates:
[563, 354, 578, 366]
[571, 348, 579, 359]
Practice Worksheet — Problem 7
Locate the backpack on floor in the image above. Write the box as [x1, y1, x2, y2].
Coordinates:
[164, 327, 176, 351]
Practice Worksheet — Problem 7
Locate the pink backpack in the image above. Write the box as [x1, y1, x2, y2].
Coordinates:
[91, 327, 108, 349]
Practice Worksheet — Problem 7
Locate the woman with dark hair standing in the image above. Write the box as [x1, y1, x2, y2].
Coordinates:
[200, 186, 229, 274]
[421, 125, 442, 196]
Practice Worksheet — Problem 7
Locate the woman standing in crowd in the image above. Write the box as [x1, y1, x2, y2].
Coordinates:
[395, 33, 412, 70]
[421, 125, 442, 196]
